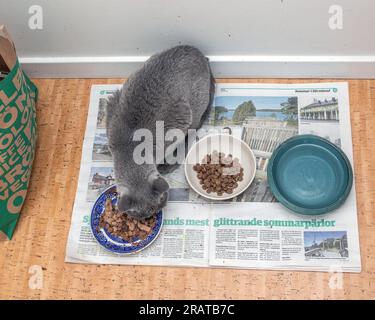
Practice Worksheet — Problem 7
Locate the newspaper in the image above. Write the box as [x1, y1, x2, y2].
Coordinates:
[66, 82, 361, 272]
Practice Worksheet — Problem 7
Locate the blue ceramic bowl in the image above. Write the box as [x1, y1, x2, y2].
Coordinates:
[267, 135, 353, 215]
[90, 184, 163, 254]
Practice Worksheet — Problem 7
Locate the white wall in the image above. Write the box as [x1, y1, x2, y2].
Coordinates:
[1, 0, 374, 77]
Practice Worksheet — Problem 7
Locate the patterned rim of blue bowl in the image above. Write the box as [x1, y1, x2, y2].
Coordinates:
[90, 184, 163, 255]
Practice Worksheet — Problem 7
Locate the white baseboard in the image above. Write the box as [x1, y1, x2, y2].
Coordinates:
[19, 55, 375, 78]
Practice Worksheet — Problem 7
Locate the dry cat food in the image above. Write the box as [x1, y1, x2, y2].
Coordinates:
[98, 198, 156, 242]
[193, 150, 244, 196]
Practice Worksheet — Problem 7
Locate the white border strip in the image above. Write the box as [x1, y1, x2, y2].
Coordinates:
[20, 55, 375, 63]
[19, 55, 375, 78]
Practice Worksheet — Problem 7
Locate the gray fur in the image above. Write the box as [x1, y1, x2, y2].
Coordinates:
[106, 45, 215, 218]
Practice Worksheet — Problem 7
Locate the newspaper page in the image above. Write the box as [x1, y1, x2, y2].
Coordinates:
[66, 82, 361, 272]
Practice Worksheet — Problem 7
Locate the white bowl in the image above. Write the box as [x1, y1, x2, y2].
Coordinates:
[184, 134, 256, 200]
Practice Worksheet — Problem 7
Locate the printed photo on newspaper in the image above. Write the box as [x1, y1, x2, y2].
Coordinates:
[65, 82, 361, 272]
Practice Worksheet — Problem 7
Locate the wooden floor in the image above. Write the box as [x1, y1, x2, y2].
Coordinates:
[0, 78, 374, 299]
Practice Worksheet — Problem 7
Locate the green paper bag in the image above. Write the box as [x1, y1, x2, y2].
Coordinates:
[0, 25, 37, 240]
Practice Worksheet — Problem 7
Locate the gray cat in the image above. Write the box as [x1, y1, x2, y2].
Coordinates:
[106, 45, 215, 219]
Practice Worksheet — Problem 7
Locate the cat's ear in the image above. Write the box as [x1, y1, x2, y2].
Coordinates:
[149, 174, 169, 193]
[117, 194, 132, 213]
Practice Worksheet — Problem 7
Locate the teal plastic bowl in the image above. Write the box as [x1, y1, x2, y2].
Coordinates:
[267, 135, 353, 215]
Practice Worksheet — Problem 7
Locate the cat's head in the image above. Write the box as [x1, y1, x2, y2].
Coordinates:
[109, 141, 170, 219]
[116, 173, 169, 219]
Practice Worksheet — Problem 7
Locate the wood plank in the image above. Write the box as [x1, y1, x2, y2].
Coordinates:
[0, 78, 374, 299]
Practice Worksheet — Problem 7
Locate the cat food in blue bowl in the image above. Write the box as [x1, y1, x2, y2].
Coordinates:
[90, 184, 163, 254]
[267, 135, 353, 215]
